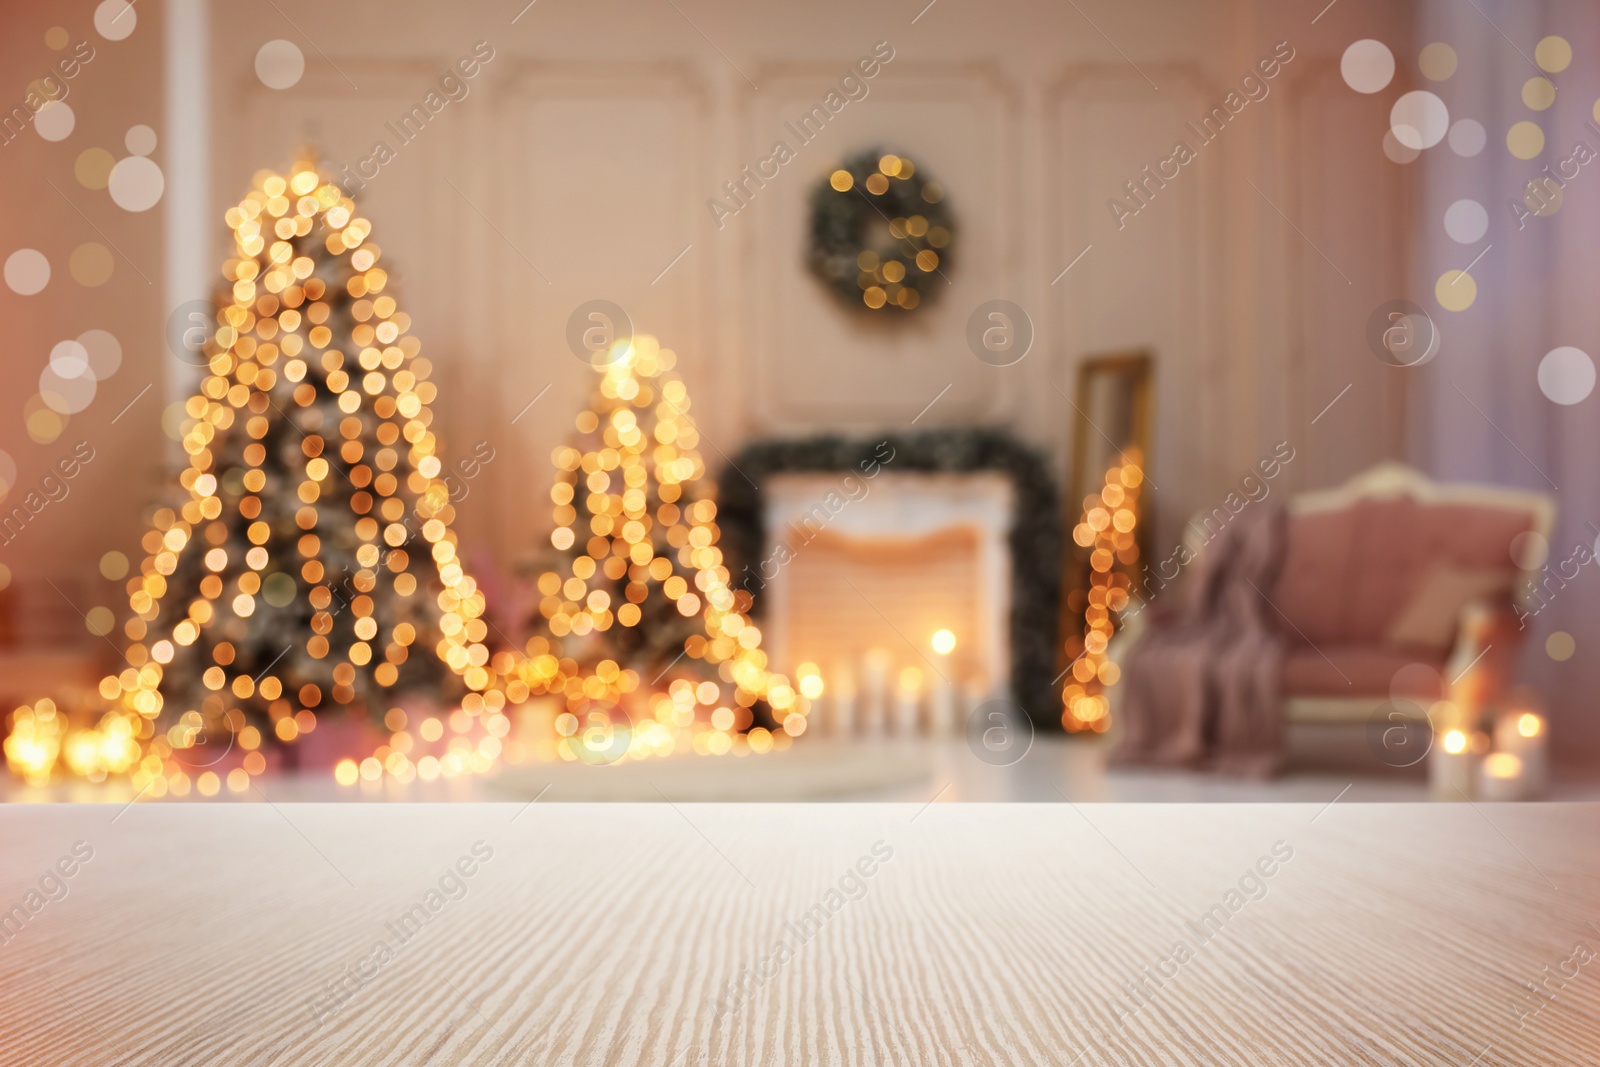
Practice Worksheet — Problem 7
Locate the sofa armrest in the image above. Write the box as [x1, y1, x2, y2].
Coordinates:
[1102, 608, 1148, 721]
[1444, 599, 1526, 714]
[1105, 606, 1148, 666]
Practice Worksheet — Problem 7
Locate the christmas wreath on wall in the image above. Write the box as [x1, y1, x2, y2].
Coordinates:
[807, 149, 954, 313]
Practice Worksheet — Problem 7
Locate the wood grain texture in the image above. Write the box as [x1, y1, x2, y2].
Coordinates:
[1, 803, 1596, 1065]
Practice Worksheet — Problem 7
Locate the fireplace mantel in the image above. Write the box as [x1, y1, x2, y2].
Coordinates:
[762, 471, 1014, 700]
[717, 430, 1063, 726]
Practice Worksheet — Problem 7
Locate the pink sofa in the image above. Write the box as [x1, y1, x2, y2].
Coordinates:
[1112, 464, 1553, 772]
[1273, 482, 1546, 707]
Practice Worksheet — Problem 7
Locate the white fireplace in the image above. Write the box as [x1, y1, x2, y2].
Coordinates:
[760, 471, 1015, 724]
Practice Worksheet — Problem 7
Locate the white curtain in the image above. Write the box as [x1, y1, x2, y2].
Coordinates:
[1414, 0, 1600, 758]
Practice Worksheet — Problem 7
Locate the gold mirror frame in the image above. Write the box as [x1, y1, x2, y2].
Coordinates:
[1058, 351, 1154, 686]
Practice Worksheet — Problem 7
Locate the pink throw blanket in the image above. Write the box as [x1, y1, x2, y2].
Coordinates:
[1114, 504, 1288, 776]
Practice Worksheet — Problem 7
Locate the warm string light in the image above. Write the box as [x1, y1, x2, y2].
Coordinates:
[506, 337, 801, 764]
[1062, 450, 1143, 732]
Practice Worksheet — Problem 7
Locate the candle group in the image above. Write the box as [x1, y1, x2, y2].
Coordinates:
[807, 630, 977, 740]
[1429, 704, 1547, 802]
[1486, 710, 1547, 799]
[1429, 727, 1475, 801]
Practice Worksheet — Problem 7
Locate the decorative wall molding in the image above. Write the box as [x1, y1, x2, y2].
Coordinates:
[485, 60, 713, 566]
[1045, 63, 1221, 555]
[1282, 57, 1413, 491]
[736, 62, 1021, 432]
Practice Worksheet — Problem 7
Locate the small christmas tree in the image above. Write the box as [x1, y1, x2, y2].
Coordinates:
[516, 336, 799, 760]
[1061, 449, 1143, 732]
[7, 157, 497, 793]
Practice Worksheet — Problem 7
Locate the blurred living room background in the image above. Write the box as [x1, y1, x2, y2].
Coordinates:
[1, 0, 1596, 802]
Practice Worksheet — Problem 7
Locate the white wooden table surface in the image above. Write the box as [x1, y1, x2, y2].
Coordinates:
[1, 802, 1596, 1065]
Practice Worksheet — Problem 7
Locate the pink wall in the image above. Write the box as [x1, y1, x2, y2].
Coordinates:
[0, 2, 164, 641]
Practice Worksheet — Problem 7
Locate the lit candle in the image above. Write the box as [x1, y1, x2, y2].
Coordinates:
[929, 629, 958, 738]
[795, 662, 829, 736]
[895, 667, 924, 736]
[1477, 751, 1526, 802]
[1446, 604, 1497, 714]
[1494, 711, 1547, 796]
[1430, 728, 1476, 800]
[829, 666, 856, 738]
[928, 683, 957, 738]
[860, 649, 892, 737]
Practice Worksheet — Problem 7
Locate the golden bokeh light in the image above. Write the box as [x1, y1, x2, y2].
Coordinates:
[1435, 269, 1477, 312]
[69, 242, 115, 287]
[1522, 77, 1557, 112]
[75, 147, 116, 190]
[1535, 35, 1572, 74]
[1525, 179, 1563, 218]
[1063, 451, 1142, 733]
[1506, 120, 1545, 160]
[1418, 43, 1457, 82]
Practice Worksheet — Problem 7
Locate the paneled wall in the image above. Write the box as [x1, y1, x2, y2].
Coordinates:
[0, 2, 166, 639]
[198, 0, 1415, 573]
[2, 0, 1418, 661]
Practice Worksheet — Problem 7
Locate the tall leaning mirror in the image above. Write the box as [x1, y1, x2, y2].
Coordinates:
[1059, 351, 1154, 732]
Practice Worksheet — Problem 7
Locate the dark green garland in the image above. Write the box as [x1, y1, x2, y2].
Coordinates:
[807, 148, 954, 313]
[716, 429, 1063, 730]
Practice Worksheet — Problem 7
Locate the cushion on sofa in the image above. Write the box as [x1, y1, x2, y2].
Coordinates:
[1274, 495, 1535, 646]
[1386, 564, 1513, 649]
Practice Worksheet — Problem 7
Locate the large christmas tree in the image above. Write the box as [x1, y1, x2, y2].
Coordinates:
[514, 336, 800, 760]
[7, 157, 495, 793]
